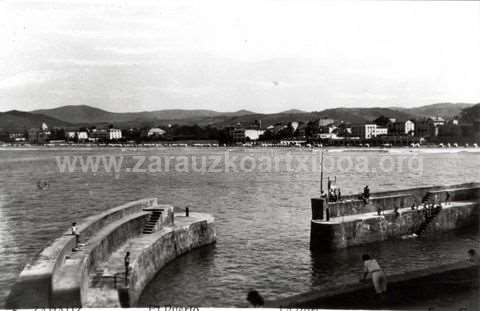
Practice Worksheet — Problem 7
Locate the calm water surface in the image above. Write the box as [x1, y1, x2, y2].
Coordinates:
[0, 147, 479, 307]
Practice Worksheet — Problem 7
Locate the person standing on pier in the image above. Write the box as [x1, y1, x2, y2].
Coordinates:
[363, 185, 370, 199]
[124, 252, 130, 279]
[361, 254, 387, 295]
[71, 222, 80, 250]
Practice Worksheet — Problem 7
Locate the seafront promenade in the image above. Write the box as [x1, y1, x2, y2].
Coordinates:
[6, 199, 216, 308]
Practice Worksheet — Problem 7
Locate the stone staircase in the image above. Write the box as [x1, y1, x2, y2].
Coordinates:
[416, 205, 442, 235]
[143, 210, 162, 234]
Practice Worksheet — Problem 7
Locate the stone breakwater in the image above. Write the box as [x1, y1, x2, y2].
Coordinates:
[6, 199, 215, 309]
[266, 261, 479, 309]
[310, 182, 480, 249]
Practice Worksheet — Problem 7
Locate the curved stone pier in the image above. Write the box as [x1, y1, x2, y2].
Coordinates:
[6, 199, 216, 309]
[86, 213, 215, 307]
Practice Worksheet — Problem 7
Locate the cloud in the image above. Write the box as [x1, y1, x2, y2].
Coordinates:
[0, 71, 59, 90]
[95, 47, 168, 55]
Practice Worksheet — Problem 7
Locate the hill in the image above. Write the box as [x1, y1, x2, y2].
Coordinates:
[394, 103, 475, 119]
[3, 103, 471, 130]
[0, 110, 72, 131]
[280, 109, 308, 114]
[459, 103, 480, 123]
[23, 105, 418, 128]
[32, 105, 255, 124]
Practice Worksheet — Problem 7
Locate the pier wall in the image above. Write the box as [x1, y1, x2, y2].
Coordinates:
[126, 215, 216, 306]
[267, 261, 479, 309]
[337, 182, 480, 202]
[6, 198, 158, 309]
[51, 213, 151, 307]
[311, 201, 479, 249]
[312, 195, 414, 219]
[312, 182, 480, 220]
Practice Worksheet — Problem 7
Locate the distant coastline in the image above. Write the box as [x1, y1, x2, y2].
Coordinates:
[1, 143, 480, 154]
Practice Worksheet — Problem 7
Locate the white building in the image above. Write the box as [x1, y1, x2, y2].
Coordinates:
[77, 131, 88, 140]
[351, 124, 389, 139]
[147, 128, 166, 136]
[318, 118, 335, 127]
[351, 124, 378, 139]
[389, 120, 415, 135]
[315, 133, 339, 139]
[290, 121, 300, 132]
[244, 129, 265, 141]
[375, 127, 388, 136]
[66, 131, 76, 139]
[405, 120, 415, 135]
[108, 129, 122, 140]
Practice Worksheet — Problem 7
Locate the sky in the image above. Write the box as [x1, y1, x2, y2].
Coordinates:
[0, 0, 479, 113]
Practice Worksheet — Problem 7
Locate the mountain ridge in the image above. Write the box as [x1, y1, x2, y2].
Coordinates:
[0, 103, 476, 131]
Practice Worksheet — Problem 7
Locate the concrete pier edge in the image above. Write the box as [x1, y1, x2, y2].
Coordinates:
[265, 261, 480, 308]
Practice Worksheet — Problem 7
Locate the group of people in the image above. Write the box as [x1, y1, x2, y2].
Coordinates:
[321, 188, 342, 202]
[328, 188, 342, 202]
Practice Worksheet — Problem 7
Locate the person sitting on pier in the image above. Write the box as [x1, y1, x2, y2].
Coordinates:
[467, 249, 480, 264]
[361, 254, 387, 295]
[71, 222, 80, 250]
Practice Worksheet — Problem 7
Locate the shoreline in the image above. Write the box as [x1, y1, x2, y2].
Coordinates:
[1, 143, 480, 153]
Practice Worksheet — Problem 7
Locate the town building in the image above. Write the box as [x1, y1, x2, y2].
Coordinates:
[147, 128, 166, 137]
[318, 118, 335, 127]
[108, 128, 122, 140]
[290, 121, 300, 132]
[89, 129, 108, 142]
[229, 128, 265, 142]
[9, 132, 26, 142]
[375, 127, 388, 136]
[388, 120, 415, 136]
[65, 131, 76, 140]
[438, 120, 462, 138]
[351, 124, 382, 139]
[77, 131, 88, 141]
[244, 129, 265, 141]
[415, 117, 445, 138]
[231, 128, 246, 142]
